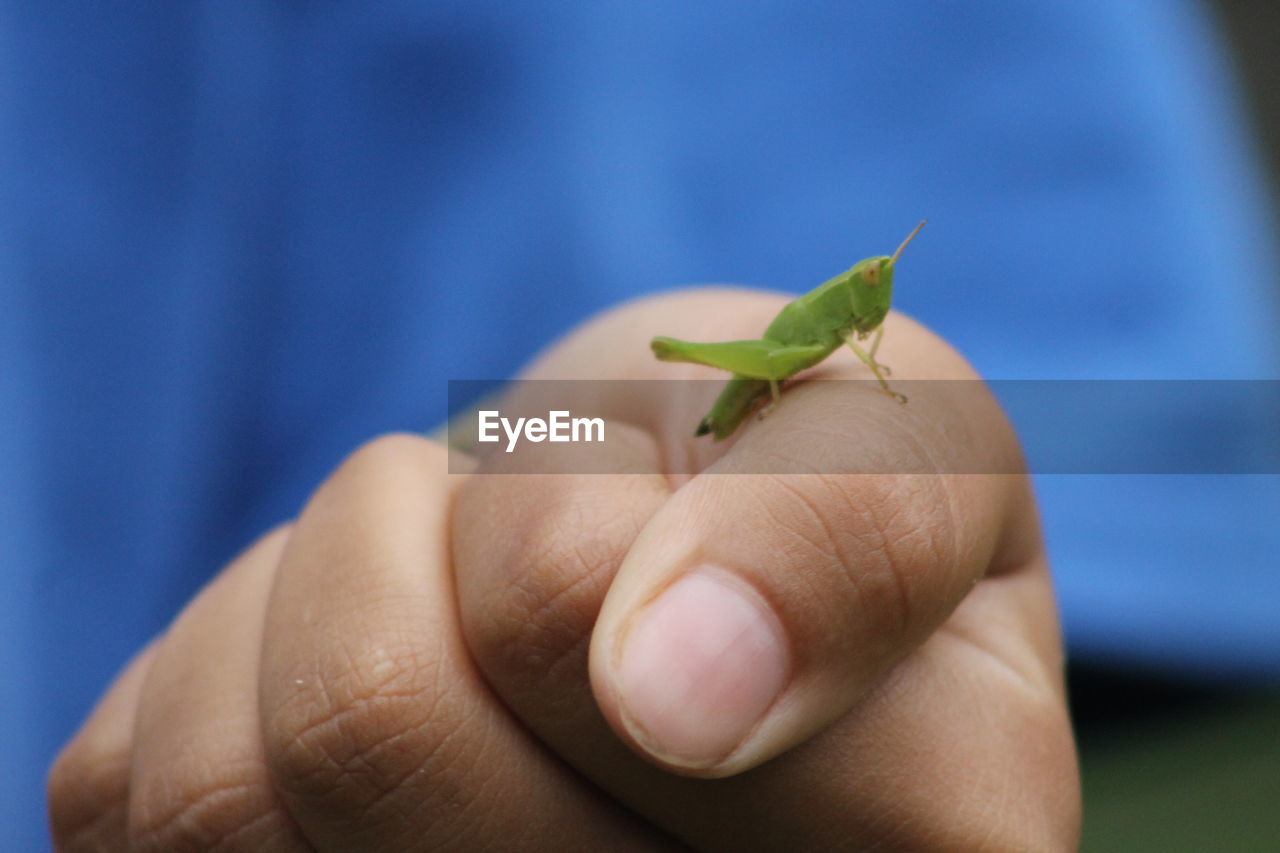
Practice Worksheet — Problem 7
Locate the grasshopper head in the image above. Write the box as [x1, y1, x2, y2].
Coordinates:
[864, 220, 925, 286]
[849, 221, 925, 332]
[868, 219, 926, 287]
[846, 256, 894, 334]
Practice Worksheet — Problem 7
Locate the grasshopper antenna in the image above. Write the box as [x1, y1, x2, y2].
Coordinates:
[890, 219, 927, 264]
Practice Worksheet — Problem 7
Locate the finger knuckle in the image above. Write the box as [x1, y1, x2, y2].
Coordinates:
[463, 480, 646, 697]
[758, 473, 956, 645]
[47, 739, 128, 849]
[264, 634, 473, 824]
[127, 755, 281, 853]
[339, 433, 442, 485]
[851, 476, 957, 638]
[303, 432, 446, 532]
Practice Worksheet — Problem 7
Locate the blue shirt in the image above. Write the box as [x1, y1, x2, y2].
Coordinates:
[3, 2, 1278, 847]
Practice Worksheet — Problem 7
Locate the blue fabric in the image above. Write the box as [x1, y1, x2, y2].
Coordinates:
[3, 1, 1278, 847]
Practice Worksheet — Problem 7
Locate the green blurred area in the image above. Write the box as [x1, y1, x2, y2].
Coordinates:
[1073, 671, 1280, 852]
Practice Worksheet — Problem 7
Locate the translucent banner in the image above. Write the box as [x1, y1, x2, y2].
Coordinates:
[445, 379, 1280, 475]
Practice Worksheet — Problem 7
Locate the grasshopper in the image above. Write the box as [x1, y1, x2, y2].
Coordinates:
[651, 221, 925, 440]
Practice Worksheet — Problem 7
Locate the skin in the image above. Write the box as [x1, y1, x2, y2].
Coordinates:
[48, 289, 1080, 852]
[652, 222, 924, 439]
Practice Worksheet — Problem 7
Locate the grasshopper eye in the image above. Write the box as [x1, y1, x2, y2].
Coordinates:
[862, 262, 881, 286]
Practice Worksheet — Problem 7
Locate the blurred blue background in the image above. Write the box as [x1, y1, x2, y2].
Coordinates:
[2, 1, 1278, 848]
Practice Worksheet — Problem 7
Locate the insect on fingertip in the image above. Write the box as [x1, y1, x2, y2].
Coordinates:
[652, 222, 923, 438]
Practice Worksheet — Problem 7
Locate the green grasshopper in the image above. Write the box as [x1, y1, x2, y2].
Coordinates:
[651, 221, 925, 440]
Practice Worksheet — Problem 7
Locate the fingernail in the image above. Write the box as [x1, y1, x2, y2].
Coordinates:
[613, 568, 789, 768]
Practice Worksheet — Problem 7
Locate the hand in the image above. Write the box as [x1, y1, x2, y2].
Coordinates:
[452, 288, 1080, 851]
[49, 289, 1079, 852]
[47, 437, 676, 851]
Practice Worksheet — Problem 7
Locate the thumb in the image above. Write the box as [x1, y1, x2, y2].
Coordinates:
[588, 379, 1035, 777]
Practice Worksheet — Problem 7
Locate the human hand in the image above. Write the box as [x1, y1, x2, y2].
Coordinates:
[49, 289, 1079, 852]
[47, 437, 678, 851]
[452, 288, 1081, 851]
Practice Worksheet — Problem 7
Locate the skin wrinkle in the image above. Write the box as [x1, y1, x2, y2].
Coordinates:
[347, 722, 488, 850]
[862, 499, 918, 647]
[509, 555, 599, 661]
[501, 609, 595, 718]
[767, 397, 909, 465]
[476, 567, 573, 674]
[457, 714, 679, 853]
[835, 479, 935, 644]
[333, 621, 444, 694]
[129, 775, 273, 852]
[286, 695, 423, 791]
[537, 630, 595, 707]
[880, 477, 966, 634]
[468, 481, 696, 840]
[820, 686, 1001, 853]
[132, 685, 275, 837]
[275, 652, 498, 849]
[48, 742, 132, 843]
[269, 649, 450, 803]
[939, 587, 1057, 701]
[873, 414, 970, 581]
[799, 477, 923, 649]
[516, 528, 618, 629]
[749, 478, 846, 569]
[891, 475, 1003, 634]
[209, 808, 310, 853]
[789, 698, 939, 853]
[467, 479, 663, 689]
[925, 477, 963, 601]
[463, 499, 602, 705]
[755, 476, 901, 650]
[453, 719, 572, 853]
[291, 440, 675, 845]
[784, 378, 1012, 626]
[730, 488, 847, 660]
[340, 713, 466, 829]
[59, 804, 130, 852]
[742, 466, 952, 650]
[270, 602, 456, 807]
[952, 680, 1063, 853]
[768, 477, 847, 562]
[117, 543, 292, 851]
[947, 672, 1033, 851]
[701, 473, 890, 666]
